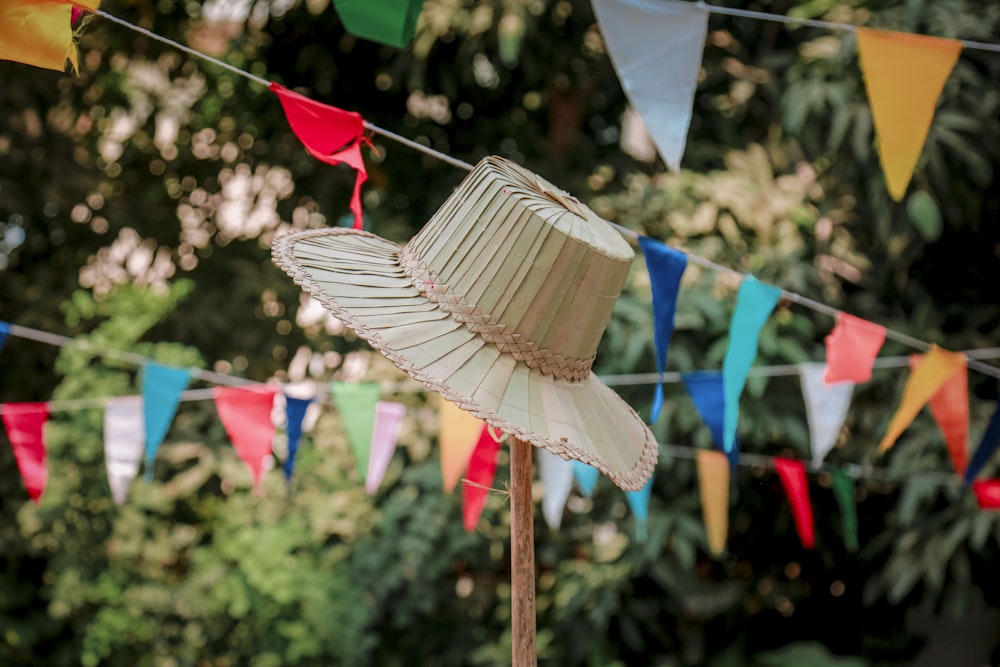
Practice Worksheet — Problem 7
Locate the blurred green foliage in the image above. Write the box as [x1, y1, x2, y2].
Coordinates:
[1, 0, 1000, 665]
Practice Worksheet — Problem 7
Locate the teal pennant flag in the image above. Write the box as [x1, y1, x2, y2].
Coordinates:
[722, 276, 781, 461]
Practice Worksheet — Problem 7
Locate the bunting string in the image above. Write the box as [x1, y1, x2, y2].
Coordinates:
[699, 1, 1000, 55]
[1, 319, 992, 486]
[85, 10, 1000, 381]
[6, 319, 999, 409]
[93, 10, 476, 172]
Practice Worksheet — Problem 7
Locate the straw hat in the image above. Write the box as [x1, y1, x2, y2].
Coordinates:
[272, 156, 657, 491]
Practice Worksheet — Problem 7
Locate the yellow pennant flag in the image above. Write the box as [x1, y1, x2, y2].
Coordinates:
[697, 449, 730, 557]
[856, 28, 962, 201]
[0, 0, 100, 72]
[879, 345, 966, 453]
[438, 397, 484, 492]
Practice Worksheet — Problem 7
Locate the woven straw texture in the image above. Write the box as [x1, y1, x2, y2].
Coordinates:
[272, 156, 657, 491]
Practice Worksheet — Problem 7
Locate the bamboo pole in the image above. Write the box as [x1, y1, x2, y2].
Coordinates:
[509, 436, 537, 666]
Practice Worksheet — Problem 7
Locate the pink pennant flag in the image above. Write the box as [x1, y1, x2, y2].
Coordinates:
[973, 480, 1000, 510]
[213, 387, 278, 495]
[880, 346, 966, 453]
[462, 425, 502, 532]
[2, 403, 49, 503]
[270, 83, 368, 229]
[366, 401, 406, 494]
[915, 355, 969, 475]
[824, 313, 886, 384]
[774, 458, 814, 549]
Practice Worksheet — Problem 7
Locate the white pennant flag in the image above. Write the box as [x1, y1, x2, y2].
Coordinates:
[104, 396, 145, 504]
[798, 363, 854, 466]
[592, 0, 708, 171]
[538, 449, 576, 530]
[366, 401, 407, 495]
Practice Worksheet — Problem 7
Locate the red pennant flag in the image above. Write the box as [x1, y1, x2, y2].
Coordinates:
[774, 458, 814, 549]
[462, 425, 502, 532]
[919, 355, 969, 475]
[1, 403, 49, 503]
[973, 480, 1000, 510]
[270, 83, 368, 229]
[824, 312, 886, 384]
[213, 387, 277, 495]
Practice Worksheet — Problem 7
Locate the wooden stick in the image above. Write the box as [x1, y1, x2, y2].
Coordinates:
[509, 436, 537, 666]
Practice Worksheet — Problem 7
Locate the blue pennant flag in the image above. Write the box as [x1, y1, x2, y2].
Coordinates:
[142, 363, 191, 480]
[626, 475, 654, 542]
[682, 371, 738, 467]
[573, 460, 600, 497]
[0, 321, 9, 353]
[722, 276, 781, 462]
[625, 475, 653, 542]
[638, 236, 688, 423]
[284, 395, 313, 484]
[965, 399, 1000, 484]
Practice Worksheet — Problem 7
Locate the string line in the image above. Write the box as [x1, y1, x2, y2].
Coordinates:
[87, 10, 1000, 381]
[8, 320, 1000, 400]
[699, 1, 1000, 54]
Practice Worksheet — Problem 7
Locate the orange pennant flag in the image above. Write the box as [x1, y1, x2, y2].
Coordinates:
[0, 0, 100, 72]
[697, 450, 729, 557]
[0, 0, 76, 71]
[909, 353, 969, 474]
[856, 28, 962, 201]
[879, 346, 966, 453]
[438, 397, 483, 492]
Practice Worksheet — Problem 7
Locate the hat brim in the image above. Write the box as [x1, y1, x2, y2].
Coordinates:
[273, 227, 658, 491]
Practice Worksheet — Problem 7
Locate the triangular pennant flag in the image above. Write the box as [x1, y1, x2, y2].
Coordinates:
[104, 396, 144, 505]
[283, 394, 313, 484]
[972, 480, 1000, 510]
[856, 28, 962, 201]
[774, 458, 815, 549]
[626, 475, 653, 541]
[0, 321, 9, 352]
[697, 450, 729, 557]
[538, 449, 575, 531]
[830, 468, 859, 552]
[879, 346, 965, 453]
[213, 387, 277, 495]
[637, 236, 688, 423]
[0, 0, 77, 71]
[573, 460, 600, 497]
[329, 382, 381, 481]
[824, 312, 886, 384]
[1, 403, 48, 503]
[964, 399, 1000, 484]
[270, 83, 368, 229]
[333, 0, 424, 48]
[438, 397, 483, 492]
[142, 363, 191, 481]
[366, 401, 406, 495]
[798, 362, 854, 466]
[682, 371, 736, 466]
[592, 0, 708, 171]
[723, 277, 782, 460]
[921, 356, 969, 475]
[462, 425, 502, 532]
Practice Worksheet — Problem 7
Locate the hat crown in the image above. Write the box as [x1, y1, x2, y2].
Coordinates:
[400, 157, 633, 379]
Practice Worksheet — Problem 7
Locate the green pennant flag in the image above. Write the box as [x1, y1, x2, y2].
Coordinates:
[330, 382, 381, 480]
[831, 469, 859, 553]
[334, 0, 425, 48]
